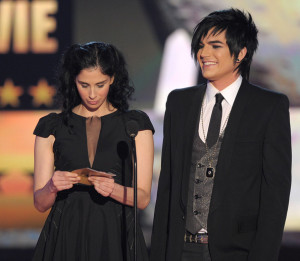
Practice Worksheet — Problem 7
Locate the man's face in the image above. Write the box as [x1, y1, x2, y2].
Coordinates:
[197, 28, 239, 89]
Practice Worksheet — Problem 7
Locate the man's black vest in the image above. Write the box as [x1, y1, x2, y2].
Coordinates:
[185, 124, 223, 234]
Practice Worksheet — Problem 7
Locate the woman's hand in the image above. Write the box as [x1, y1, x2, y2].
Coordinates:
[34, 136, 82, 212]
[49, 171, 80, 193]
[100, 129, 154, 209]
[88, 175, 115, 197]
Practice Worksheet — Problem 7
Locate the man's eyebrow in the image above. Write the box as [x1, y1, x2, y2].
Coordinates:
[208, 40, 224, 45]
[199, 40, 225, 45]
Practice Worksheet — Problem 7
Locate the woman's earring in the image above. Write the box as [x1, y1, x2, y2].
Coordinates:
[236, 58, 240, 62]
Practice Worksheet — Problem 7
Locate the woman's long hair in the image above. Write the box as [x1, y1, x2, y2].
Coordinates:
[57, 42, 134, 125]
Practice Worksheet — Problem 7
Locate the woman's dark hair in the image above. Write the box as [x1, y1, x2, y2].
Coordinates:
[191, 8, 258, 80]
[57, 41, 134, 121]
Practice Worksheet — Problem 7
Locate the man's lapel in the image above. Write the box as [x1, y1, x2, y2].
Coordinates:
[180, 85, 206, 210]
[209, 80, 254, 214]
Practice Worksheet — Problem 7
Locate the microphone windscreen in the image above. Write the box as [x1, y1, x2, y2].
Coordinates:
[126, 120, 139, 138]
[117, 141, 129, 159]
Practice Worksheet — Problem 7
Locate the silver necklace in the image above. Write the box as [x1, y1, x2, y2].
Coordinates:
[200, 96, 230, 178]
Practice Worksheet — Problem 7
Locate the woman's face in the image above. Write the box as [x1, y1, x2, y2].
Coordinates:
[75, 67, 114, 111]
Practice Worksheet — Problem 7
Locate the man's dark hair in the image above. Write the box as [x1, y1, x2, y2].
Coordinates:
[191, 8, 258, 80]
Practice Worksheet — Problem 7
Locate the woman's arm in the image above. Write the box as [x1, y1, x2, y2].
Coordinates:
[88, 129, 154, 209]
[33, 136, 80, 212]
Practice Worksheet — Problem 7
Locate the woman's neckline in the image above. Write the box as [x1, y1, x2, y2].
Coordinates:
[71, 109, 120, 119]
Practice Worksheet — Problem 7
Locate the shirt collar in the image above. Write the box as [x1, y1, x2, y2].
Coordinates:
[205, 75, 243, 106]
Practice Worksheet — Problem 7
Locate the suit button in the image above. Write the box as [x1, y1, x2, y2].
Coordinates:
[193, 210, 199, 215]
[197, 163, 203, 168]
[182, 215, 185, 220]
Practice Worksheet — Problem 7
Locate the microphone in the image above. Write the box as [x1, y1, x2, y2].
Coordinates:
[125, 119, 139, 261]
[126, 120, 139, 138]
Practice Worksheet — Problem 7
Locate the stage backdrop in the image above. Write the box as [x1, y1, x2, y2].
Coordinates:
[0, 0, 71, 247]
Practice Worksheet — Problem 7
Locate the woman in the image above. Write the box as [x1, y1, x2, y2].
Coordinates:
[32, 42, 154, 261]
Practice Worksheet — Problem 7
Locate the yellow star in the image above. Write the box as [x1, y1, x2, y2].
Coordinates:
[29, 79, 56, 107]
[0, 79, 24, 107]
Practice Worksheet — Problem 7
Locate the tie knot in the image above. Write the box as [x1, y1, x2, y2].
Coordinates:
[215, 93, 224, 104]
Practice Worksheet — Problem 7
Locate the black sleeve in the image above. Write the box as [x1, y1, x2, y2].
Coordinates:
[126, 110, 155, 134]
[33, 113, 58, 138]
[248, 94, 292, 261]
[150, 93, 173, 261]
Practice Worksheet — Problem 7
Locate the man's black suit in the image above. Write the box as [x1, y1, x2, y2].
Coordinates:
[150, 80, 291, 261]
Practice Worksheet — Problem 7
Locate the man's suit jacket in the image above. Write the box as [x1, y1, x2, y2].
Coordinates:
[150, 80, 291, 261]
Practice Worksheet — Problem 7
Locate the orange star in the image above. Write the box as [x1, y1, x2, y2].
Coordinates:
[28, 79, 56, 107]
[0, 79, 24, 107]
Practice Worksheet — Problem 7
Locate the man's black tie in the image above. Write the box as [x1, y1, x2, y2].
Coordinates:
[206, 93, 224, 148]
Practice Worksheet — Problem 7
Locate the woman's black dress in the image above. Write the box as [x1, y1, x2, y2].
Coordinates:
[32, 110, 154, 261]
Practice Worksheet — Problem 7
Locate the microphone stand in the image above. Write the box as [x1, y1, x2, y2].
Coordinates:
[126, 120, 139, 261]
[130, 136, 138, 261]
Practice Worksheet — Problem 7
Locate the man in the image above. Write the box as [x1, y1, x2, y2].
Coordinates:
[151, 8, 291, 261]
